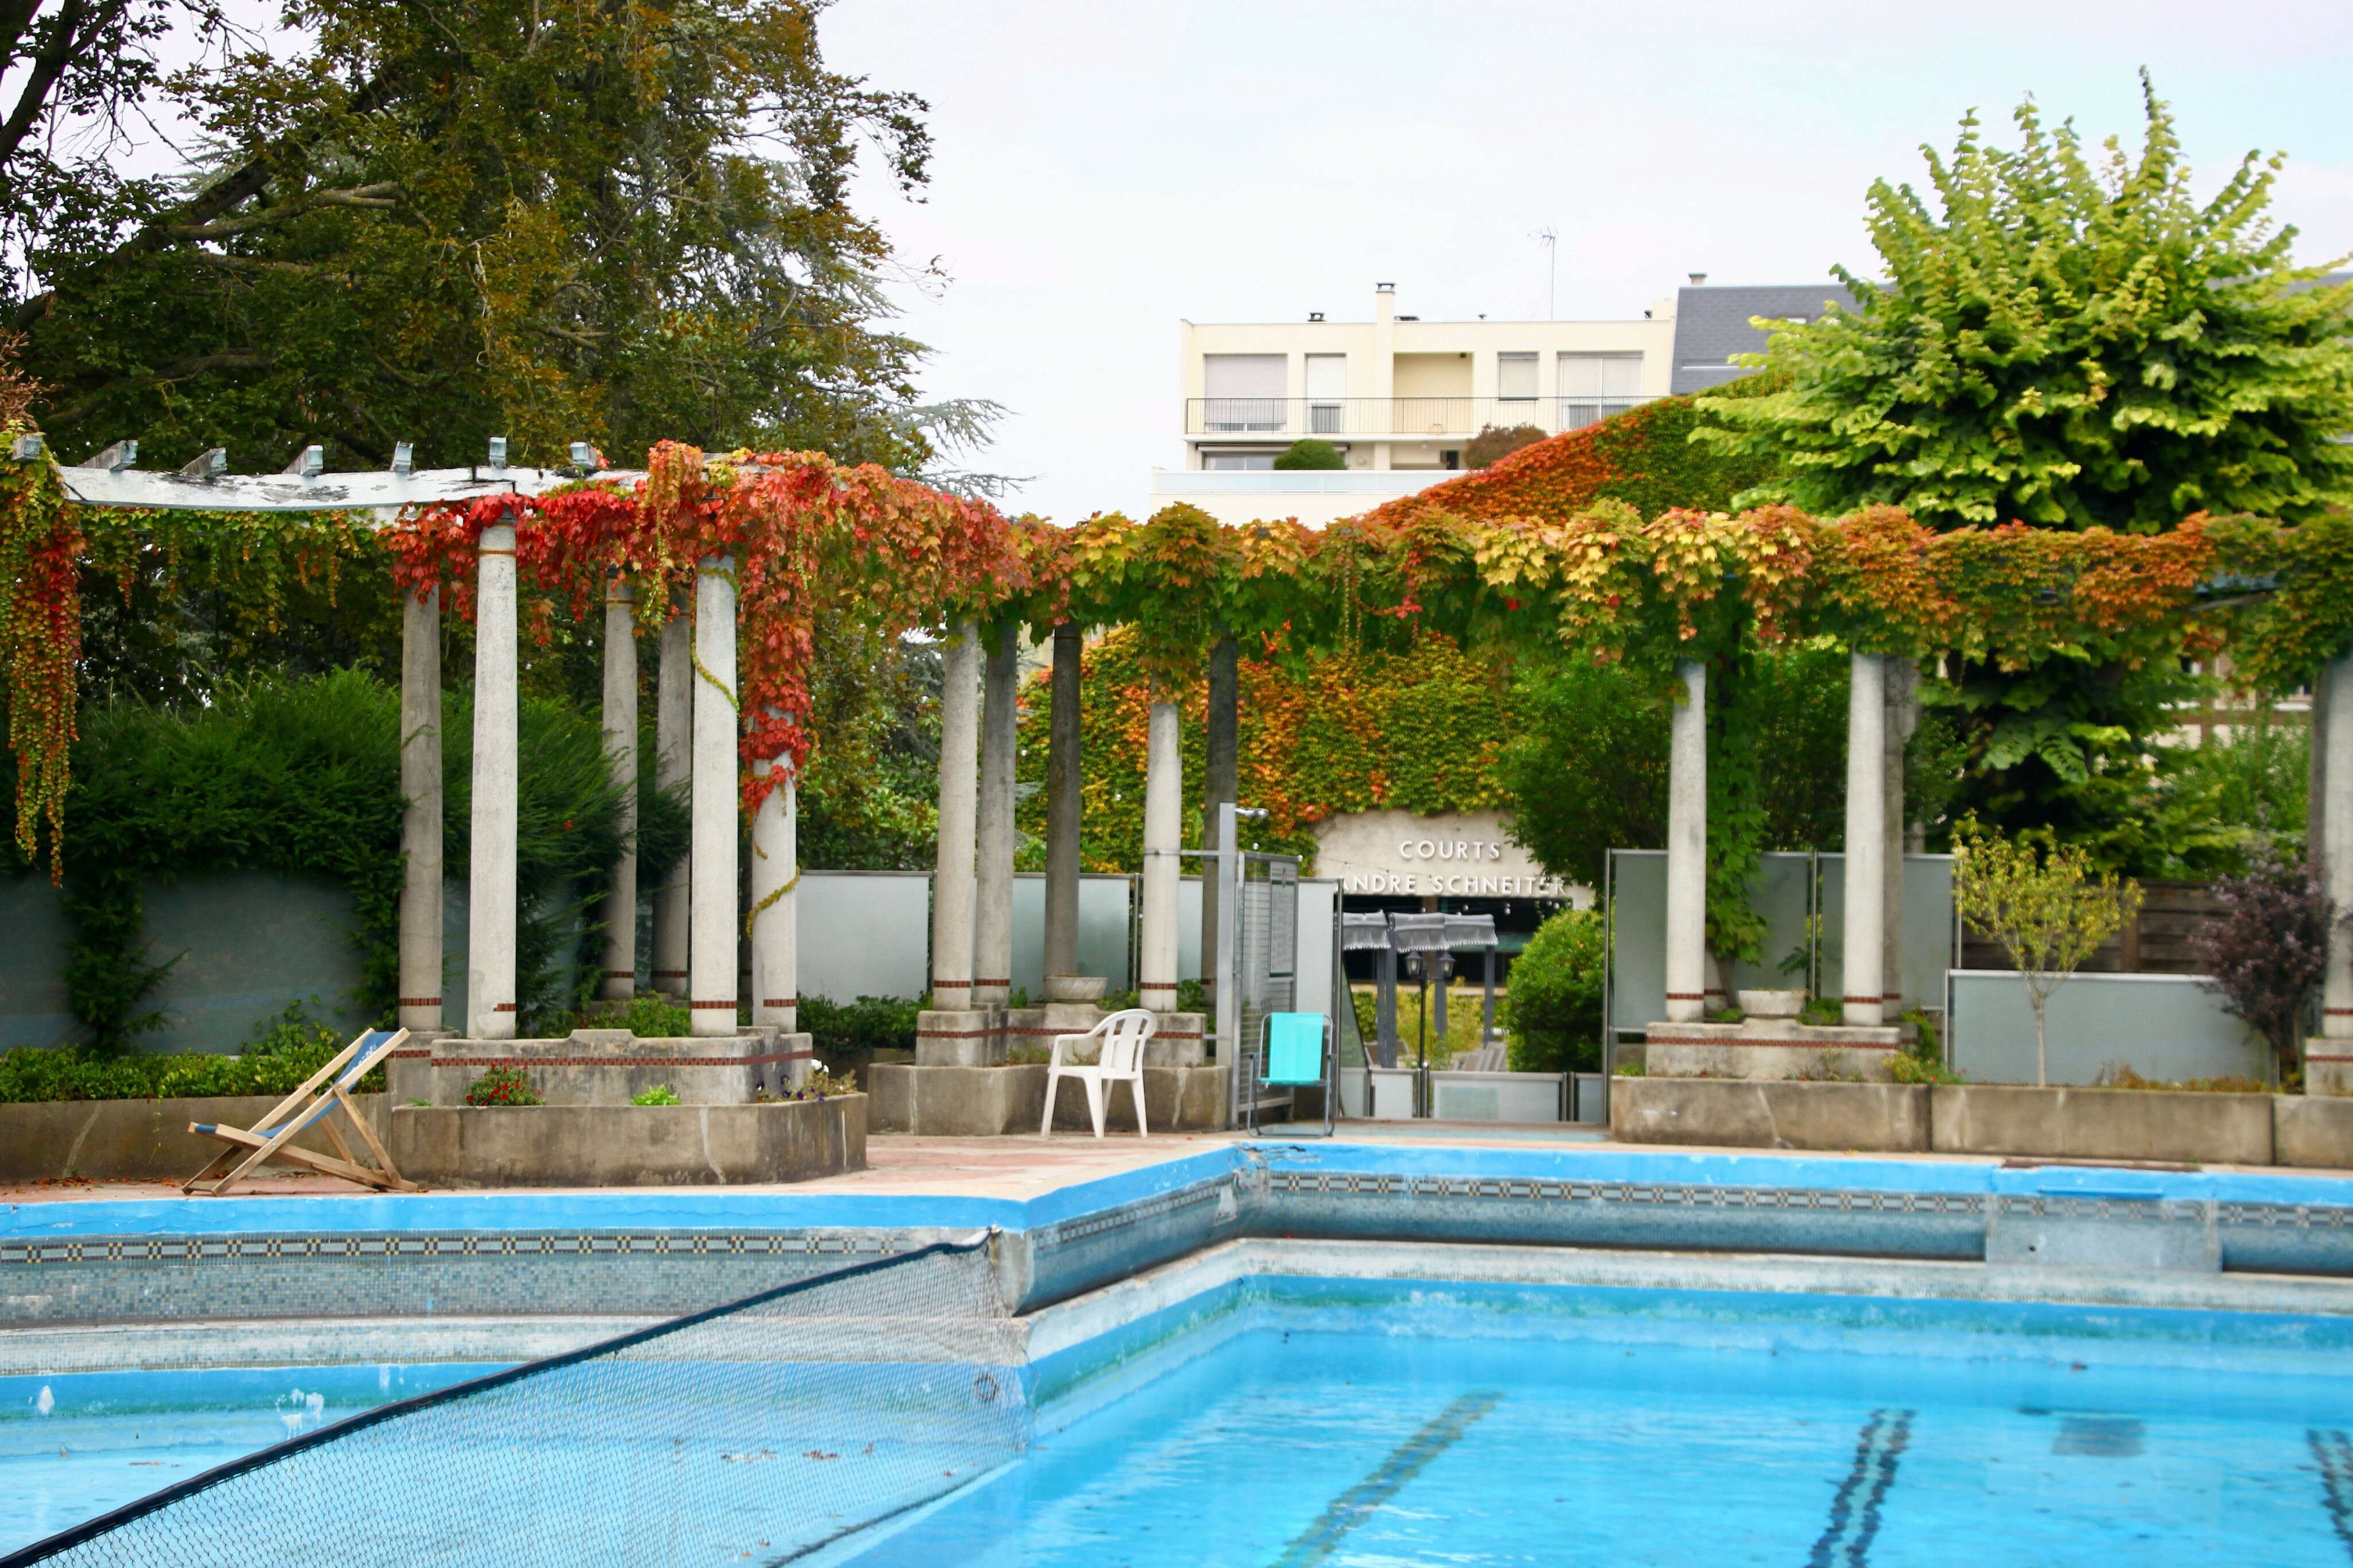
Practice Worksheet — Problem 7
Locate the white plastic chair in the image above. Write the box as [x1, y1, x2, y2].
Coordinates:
[1040, 1007, 1158, 1138]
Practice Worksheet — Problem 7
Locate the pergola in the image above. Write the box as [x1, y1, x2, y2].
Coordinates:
[10, 444, 2352, 1087]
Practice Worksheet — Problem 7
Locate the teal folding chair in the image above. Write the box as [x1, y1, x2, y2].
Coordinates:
[1249, 1011, 1334, 1136]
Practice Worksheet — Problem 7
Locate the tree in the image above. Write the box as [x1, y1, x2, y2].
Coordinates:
[1503, 906, 1604, 1073]
[1698, 76, 2353, 865]
[1272, 438, 1344, 470]
[1952, 821, 2144, 1086]
[16, 0, 992, 476]
[1462, 422, 1546, 470]
[2194, 849, 2332, 1084]
[1698, 75, 2353, 531]
[1500, 639, 1850, 965]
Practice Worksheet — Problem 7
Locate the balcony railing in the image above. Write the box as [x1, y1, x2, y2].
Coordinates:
[1186, 395, 1653, 439]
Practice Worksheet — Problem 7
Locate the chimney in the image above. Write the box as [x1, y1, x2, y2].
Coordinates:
[1375, 282, 1395, 325]
[1688, 273, 1707, 286]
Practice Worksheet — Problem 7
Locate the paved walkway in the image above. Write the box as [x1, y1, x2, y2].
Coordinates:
[6, 1122, 2346, 1210]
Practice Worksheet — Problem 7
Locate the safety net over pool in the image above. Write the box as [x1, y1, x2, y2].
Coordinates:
[10, 1242, 2353, 1566]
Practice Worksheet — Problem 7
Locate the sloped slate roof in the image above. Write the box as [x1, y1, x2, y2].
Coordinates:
[1669, 283, 1857, 395]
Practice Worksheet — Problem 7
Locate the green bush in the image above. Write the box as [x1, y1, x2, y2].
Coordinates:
[1503, 907, 1604, 1073]
[631, 1083, 680, 1105]
[0, 1004, 371, 1102]
[1272, 439, 1344, 470]
[799, 995, 924, 1059]
[1463, 423, 1548, 470]
[29, 670, 689, 1049]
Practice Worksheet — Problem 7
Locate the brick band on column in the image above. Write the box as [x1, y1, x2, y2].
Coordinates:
[689, 999, 738, 1010]
[398, 996, 442, 1008]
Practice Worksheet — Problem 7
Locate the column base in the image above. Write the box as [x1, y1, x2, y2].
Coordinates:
[1644, 1018, 1903, 1082]
[1147, 1011, 1206, 1068]
[2306, 1040, 2353, 1097]
[916, 1008, 1002, 1067]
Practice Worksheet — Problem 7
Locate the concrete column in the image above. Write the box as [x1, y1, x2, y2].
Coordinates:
[466, 522, 518, 1040]
[1043, 623, 1083, 982]
[973, 621, 1018, 1010]
[930, 621, 980, 1010]
[1139, 695, 1183, 1011]
[597, 577, 638, 1002]
[1842, 652, 1887, 1028]
[398, 586, 443, 1032]
[1663, 659, 1707, 1025]
[651, 605, 691, 998]
[750, 728, 796, 1034]
[689, 555, 738, 1037]
[1882, 657, 1917, 1014]
[2324, 654, 2353, 1040]
[1199, 635, 1239, 1015]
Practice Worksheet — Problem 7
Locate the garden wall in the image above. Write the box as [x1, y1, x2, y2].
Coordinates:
[0, 1092, 389, 1181]
[1945, 971, 2260, 1086]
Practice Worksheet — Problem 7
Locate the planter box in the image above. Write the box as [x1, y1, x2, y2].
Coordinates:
[1930, 1084, 2272, 1165]
[386, 1096, 864, 1187]
[0, 1093, 388, 1182]
[867, 1064, 1232, 1135]
[1610, 1077, 1928, 1152]
[2272, 1095, 2353, 1169]
[389, 1028, 808, 1106]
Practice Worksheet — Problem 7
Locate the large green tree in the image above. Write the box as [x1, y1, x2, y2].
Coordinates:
[15, 0, 989, 474]
[1700, 76, 2353, 530]
[1698, 78, 2353, 869]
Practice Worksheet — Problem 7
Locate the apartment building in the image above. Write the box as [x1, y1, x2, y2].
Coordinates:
[1154, 277, 1854, 526]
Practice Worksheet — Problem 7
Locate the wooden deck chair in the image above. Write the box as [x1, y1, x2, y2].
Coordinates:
[184, 1028, 419, 1195]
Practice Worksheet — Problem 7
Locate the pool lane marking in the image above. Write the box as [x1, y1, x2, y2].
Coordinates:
[2312, 1430, 2353, 1559]
[1806, 1408, 1914, 1568]
[1267, 1391, 1503, 1568]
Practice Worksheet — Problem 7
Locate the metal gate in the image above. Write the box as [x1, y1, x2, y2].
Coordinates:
[1226, 850, 1299, 1123]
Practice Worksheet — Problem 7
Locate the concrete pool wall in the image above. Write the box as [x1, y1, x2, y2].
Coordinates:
[11, 1144, 2353, 1343]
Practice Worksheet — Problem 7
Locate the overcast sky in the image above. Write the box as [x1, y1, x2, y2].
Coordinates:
[819, 0, 2353, 523]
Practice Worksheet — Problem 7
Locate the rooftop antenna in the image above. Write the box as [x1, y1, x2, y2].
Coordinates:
[1530, 228, 1558, 319]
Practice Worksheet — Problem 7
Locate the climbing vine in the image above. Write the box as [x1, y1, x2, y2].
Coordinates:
[0, 448, 75, 874]
[11, 431, 2353, 874]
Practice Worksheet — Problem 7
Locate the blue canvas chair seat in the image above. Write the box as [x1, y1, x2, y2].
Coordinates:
[1262, 1013, 1327, 1085]
[184, 1028, 419, 1196]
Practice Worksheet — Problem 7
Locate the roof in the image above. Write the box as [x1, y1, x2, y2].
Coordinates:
[1669, 283, 1857, 395]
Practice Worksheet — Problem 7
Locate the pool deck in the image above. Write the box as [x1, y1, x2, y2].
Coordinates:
[5, 1121, 2348, 1212]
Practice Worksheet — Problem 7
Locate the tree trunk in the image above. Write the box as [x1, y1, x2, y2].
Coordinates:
[2033, 997, 2049, 1088]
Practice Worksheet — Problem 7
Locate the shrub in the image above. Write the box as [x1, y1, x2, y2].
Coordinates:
[1503, 907, 1604, 1073]
[773, 1065, 859, 1100]
[631, 1083, 680, 1105]
[465, 1067, 542, 1106]
[0, 1004, 372, 1102]
[1462, 423, 1548, 470]
[2194, 848, 2331, 1083]
[1272, 438, 1344, 470]
[798, 995, 923, 1059]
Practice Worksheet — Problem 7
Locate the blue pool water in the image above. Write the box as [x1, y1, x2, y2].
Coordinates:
[1, 1363, 502, 1552]
[848, 1286, 2353, 1568]
[10, 1281, 2353, 1565]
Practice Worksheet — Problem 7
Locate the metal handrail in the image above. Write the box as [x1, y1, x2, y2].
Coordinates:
[1186, 395, 1653, 439]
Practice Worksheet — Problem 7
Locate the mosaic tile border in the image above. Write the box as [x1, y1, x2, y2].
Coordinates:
[0, 1231, 902, 1268]
[1267, 1170, 1986, 1215]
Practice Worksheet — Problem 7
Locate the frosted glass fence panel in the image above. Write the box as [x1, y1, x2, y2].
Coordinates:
[1946, 970, 2262, 1086]
[1608, 850, 1957, 1033]
[798, 872, 933, 1002]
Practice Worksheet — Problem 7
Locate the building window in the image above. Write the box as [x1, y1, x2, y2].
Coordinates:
[1557, 352, 1644, 428]
[1497, 352, 1538, 403]
[1203, 452, 1276, 471]
[1305, 353, 1346, 434]
[1202, 354, 1287, 432]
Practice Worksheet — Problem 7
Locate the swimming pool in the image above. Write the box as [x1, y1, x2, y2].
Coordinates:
[13, 1260, 2353, 1566]
[2, 1363, 500, 1553]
